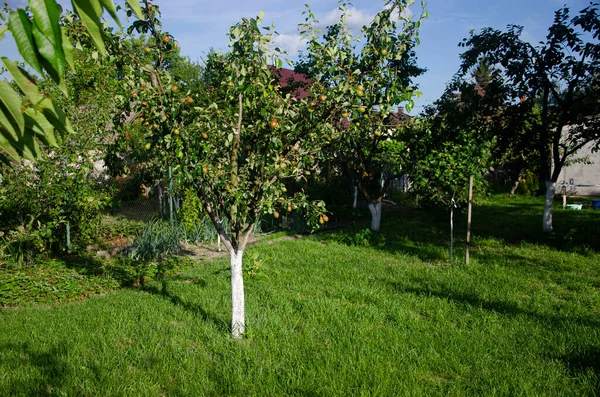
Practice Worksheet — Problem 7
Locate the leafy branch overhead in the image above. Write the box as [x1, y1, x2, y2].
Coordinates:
[0, 0, 143, 163]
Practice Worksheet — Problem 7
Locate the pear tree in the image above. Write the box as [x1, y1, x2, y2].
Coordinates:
[297, 0, 426, 231]
[125, 8, 328, 338]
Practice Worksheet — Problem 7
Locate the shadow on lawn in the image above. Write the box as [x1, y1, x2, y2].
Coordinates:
[0, 342, 70, 396]
[324, 196, 599, 261]
[557, 345, 600, 381]
[385, 278, 600, 329]
[142, 279, 229, 333]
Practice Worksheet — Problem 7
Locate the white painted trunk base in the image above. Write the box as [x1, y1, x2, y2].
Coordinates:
[368, 202, 382, 231]
[230, 250, 245, 339]
[543, 180, 555, 233]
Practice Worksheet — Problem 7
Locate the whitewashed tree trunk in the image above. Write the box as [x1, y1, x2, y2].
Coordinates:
[543, 180, 555, 232]
[368, 201, 382, 231]
[230, 250, 245, 339]
[352, 185, 358, 209]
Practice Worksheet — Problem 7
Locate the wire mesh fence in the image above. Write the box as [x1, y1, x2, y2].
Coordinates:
[111, 188, 180, 223]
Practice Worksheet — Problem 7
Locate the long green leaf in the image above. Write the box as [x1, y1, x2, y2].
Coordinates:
[99, 0, 122, 27]
[61, 26, 75, 71]
[72, 0, 107, 57]
[17, 125, 40, 161]
[25, 107, 59, 147]
[0, 81, 25, 136]
[1, 57, 40, 105]
[0, 128, 22, 163]
[30, 0, 65, 80]
[126, 0, 145, 20]
[39, 97, 75, 136]
[7, 9, 43, 75]
[32, 24, 66, 94]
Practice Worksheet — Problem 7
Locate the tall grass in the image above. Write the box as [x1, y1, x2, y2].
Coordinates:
[0, 194, 598, 395]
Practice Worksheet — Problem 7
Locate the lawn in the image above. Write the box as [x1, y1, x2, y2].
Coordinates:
[1, 195, 599, 396]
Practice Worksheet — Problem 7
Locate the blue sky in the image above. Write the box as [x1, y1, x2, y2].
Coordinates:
[1, 0, 592, 113]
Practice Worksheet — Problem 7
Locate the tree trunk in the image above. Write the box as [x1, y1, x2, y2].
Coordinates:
[368, 201, 382, 231]
[509, 169, 525, 198]
[230, 250, 245, 339]
[543, 180, 555, 233]
[352, 185, 358, 209]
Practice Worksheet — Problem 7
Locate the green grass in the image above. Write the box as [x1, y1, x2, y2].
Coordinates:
[1, 194, 599, 395]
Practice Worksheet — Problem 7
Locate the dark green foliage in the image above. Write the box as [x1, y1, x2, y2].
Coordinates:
[516, 170, 539, 196]
[177, 188, 203, 234]
[0, 158, 113, 260]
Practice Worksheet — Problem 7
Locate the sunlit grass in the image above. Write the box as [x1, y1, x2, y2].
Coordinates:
[1, 194, 599, 395]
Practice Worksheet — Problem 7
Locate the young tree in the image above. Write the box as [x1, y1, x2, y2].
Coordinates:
[458, 4, 600, 232]
[297, 0, 426, 231]
[409, 124, 492, 265]
[119, 5, 328, 338]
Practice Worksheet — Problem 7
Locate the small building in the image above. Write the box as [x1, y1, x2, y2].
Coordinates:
[557, 141, 600, 196]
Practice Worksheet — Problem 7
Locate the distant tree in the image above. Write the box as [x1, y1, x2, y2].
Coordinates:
[297, 0, 427, 231]
[458, 3, 600, 232]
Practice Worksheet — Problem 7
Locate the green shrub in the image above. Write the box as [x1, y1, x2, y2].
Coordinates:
[0, 157, 113, 260]
[177, 188, 203, 234]
[516, 170, 539, 196]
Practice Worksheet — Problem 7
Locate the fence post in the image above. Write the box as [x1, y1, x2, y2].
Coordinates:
[168, 166, 174, 227]
[466, 175, 473, 265]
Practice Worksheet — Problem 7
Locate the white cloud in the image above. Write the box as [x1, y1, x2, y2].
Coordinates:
[271, 33, 307, 57]
[318, 6, 374, 31]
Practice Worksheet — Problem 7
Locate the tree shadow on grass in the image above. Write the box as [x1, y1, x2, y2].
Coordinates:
[384, 278, 600, 329]
[0, 342, 70, 396]
[141, 279, 229, 333]
[556, 345, 600, 382]
[331, 198, 600, 259]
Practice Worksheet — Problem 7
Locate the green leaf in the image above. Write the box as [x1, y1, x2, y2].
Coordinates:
[1, 57, 39, 105]
[7, 9, 44, 75]
[38, 97, 75, 136]
[99, 0, 122, 27]
[61, 26, 74, 71]
[125, 0, 145, 21]
[24, 107, 59, 147]
[0, 81, 25, 137]
[0, 129, 21, 163]
[17, 124, 41, 161]
[71, 0, 107, 57]
[30, 0, 65, 80]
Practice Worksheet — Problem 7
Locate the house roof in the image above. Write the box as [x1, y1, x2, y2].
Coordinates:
[271, 67, 311, 99]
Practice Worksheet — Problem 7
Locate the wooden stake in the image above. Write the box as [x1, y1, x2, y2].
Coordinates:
[466, 175, 474, 265]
